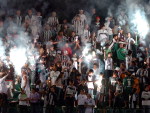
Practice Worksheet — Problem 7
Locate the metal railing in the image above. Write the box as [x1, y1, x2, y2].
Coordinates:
[6, 104, 149, 113]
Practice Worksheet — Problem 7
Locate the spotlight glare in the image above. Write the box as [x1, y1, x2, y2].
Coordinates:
[132, 10, 149, 39]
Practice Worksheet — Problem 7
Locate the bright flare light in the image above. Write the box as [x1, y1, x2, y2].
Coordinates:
[132, 10, 149, 39]
[86, 54, 92, 61]
[82, 47, 89, 56]
[9, 48, 27, 75]
[95, 76, 102, 86]
[0, 39, 6, 60]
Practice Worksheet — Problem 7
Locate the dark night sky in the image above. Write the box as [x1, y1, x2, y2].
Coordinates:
[2, 0, 149, 22]
[3, 0, 121, 21]
[35, 0, 121, 21]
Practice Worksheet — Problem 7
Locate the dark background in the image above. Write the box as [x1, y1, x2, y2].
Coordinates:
[1, 0, 149, 22]
[1, 0, 121, 21]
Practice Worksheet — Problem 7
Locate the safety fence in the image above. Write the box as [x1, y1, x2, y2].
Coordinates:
[7, 104, 148, 113]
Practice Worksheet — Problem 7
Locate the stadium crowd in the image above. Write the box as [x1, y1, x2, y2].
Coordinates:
[0, 7, 149, 113]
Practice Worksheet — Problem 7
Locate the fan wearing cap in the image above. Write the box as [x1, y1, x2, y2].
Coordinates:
[91, 8, 98, 24]
[91, 16, 100, 32]
[95, 16, 100, 26]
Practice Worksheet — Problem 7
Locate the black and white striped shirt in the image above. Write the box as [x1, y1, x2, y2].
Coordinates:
[47, 17, 59, 27]
[72, 20, 84, 36]
[61, 55, 70, 66]
[47, 92, 57, 105]
[15, 15, 22, 26]
[41, 30, 53, 43]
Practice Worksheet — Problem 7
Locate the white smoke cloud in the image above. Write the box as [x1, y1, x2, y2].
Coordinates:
[3, 25, 40, 75]
[126, 0, 149, 39]
[0, 38, 6, 60]
[131, 9, 149, 38]
[8, 32, 39, 75]
[114, 0, 149, 39]
[9, 47, 27, 75]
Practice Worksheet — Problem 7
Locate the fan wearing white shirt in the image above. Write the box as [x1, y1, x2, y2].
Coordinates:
[125, 50, 133, 70]
[117, 11, 128, 26]
[47, 11, 59, 30]
[0, 74, 8, 94]
[77, 90, 87, 113]
[81, 24, 91, 44]
[65, 80, 76, 113]
[93, 63, 100, 80]
[50, 66, 60, 86]
[126, 33, 135, 50]
[141, 85, 150, 113]
[105, 23, 113, 40]
[78, 9, 87, 24]
[18, 89, 29, 113]
[86, 69, 96, 98]
[30, 20, 40, 38]
[97, 25, 109, 46]
[84, 94, 95, 113]
[104, 52, 113, 79]
[25, 9, 34, 25]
